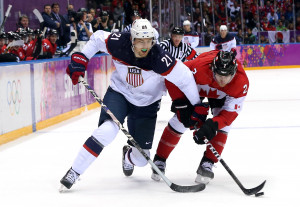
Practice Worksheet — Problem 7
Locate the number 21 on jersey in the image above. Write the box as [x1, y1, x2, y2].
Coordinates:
[161, 54, 173, 67]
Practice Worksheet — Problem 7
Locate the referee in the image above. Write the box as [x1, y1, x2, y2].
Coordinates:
[160, 27, 198, 62]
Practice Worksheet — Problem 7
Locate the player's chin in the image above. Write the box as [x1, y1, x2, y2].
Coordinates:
[218, 82, 227, 87]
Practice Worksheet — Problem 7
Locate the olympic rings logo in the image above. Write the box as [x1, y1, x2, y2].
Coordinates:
[6, 80, 22, 115]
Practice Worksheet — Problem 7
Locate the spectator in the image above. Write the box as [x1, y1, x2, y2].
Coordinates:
[17, 15, 30, 30]
[261, 16, 270, 31]
[124, 0, 134, 25]
[296, 35, 300, 43]
[260, 35, 269, 44]
[244, 28, 257, 44]
[51, 3, 70, 47]
[280, 15, 290, 28]
[252, 22, 263, 36]
[183, 20, 199, 49]
[194, 15, 206, 34]
[113, 2, 124, 22]
[276, 20, 287, 31]
[244, 7, 256, 29]
[42, 4, 60, 30]
[91, 11, 110, 32]
[235, 28, 244, 45]
[267, 9, 279, 26]
[71, 11, 93, 41]
[285, 6, 294, 23]
[297, 16, 300, 31]
[63, 4, 75, 24]
[123, 10, 141, 32]
[151, 21, 160, 43]
[229, 2, 240, 21]
[87, 13, 94, 24]
[193, 7, 201, 21]
[204, 26, 214, 46]
[228, 17, 238, 32]
[140, 2, 149, 19]
[263, 1, 274, 17]
[89, 8, 96, 18]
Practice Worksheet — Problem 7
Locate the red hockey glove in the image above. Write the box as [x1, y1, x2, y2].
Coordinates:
[193, 119, 218, 145]
[66, 52, 89, 85]
[189, 103, 209, 130]
[171, 99, 193, 128]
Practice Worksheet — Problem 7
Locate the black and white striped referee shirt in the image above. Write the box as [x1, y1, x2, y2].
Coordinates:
[159, 39, 198, 62]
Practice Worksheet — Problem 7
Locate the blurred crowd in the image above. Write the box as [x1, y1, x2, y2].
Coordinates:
[0, 0, 300, 62]
[189, 0, 300, 45]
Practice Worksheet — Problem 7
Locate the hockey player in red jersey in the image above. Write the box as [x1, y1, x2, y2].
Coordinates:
[151, 50, 249, 185]
[42, 29, 58, 57]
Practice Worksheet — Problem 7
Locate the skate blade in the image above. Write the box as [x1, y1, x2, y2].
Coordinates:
[151, 173, 161, 182]
[195, 174, 212, 185]
[59, 184, 68, 193]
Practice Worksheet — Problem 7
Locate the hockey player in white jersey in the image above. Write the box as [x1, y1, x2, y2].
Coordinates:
[182, 20, 200, 49]
[60, 19, 201, 190]
[210, 25, 237, 56]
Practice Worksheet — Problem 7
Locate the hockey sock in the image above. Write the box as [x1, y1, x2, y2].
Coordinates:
[72, 136, 104, 174]
[83, 136, 104, 157]
[156, 125, 182, 159]
[204, 132, 227, 163]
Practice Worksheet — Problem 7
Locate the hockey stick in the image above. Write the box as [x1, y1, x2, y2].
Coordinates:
[78, 76, 205, 192]
[203, 138, 266, 196]
[32, 9, 45, 58]
[33, 9, 44, 26]
[0, 4, 12, 32]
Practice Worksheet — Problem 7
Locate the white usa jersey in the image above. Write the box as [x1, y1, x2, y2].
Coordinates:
[210, 33, 236, 52]
[81, 31, 200, 106]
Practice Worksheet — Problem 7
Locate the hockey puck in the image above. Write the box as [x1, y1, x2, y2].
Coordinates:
[255, 192, 264, 197]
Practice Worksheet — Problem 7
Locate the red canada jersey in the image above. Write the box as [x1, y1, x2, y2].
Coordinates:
[8, 47, 26, 61]
[1, 45, 7, 54]
[42, 39, 57, 56]
[166, 50, 249, 130]
[25, 39, 37, 57]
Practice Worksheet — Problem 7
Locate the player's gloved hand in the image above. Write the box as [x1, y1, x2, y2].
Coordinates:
[66, 52, 89, 85]
[189, 103, 209, 130]
[171, 99, 193, 128]
[193, 119, 218, 145]
[216, 44, 222, 50]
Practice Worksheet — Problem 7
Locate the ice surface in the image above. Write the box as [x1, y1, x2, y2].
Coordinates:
[1, 68, 300, 207]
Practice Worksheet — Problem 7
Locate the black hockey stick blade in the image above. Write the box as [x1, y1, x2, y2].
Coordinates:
[170, 183, 206, 193]
[242, 180, 266, 196]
